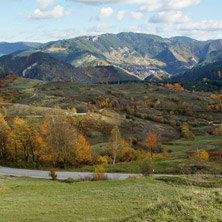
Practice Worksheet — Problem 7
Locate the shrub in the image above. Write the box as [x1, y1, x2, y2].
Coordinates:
[193, 149, 209, 161]
[93, 165, 106, 181]
[49, 170, 57, 180]
[153, 152, 170, 159]
[139, 153, 153, 176]
[96, 156, 108, 165]
[181, 123, 195, 139]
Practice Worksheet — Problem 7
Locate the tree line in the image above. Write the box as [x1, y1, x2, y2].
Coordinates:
[0, 107, 159, 169]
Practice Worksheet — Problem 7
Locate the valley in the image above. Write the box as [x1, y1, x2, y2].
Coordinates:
[0, 76, 221, 175]
[0, 32, 222, 222]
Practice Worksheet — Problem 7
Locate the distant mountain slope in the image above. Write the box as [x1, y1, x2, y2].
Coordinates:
[200, 49, 222, 65]
[0, 52, 91, 82]
[81, 65, 139, 82]
[0, 52, 139, 83]
[16, 33, 222, 78]
[171, 59, 222, 81]
[0, 42, 41, 56]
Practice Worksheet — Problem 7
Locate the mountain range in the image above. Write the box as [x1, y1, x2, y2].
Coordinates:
[1, 32, 222, 82]
[0, 42, 41, 57]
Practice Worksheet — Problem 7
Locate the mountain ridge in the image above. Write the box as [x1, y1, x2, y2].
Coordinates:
[14, 32, 222, 78]
[0, 42, 42, 56]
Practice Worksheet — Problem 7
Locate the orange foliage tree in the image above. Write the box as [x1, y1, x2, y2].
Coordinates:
[145, 131, 157, 159]
[37, 107, 93, 168]
[74, 134, 93, 166]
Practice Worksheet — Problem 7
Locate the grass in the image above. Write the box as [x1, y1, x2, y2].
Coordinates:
[0, 175, 221, 222]
[91, 142, 109, 154]
[5, 78, 42, 91]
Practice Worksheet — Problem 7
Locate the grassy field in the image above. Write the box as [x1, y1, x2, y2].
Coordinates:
[0, 175, 221, 222]
[76, 133, 222, 175]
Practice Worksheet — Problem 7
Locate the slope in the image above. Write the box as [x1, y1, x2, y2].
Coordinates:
[171, 59, 222, 81]
[0, 52, 140, 83]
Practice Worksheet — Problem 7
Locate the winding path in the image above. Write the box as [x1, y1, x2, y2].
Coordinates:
[0, 166, 143, 180]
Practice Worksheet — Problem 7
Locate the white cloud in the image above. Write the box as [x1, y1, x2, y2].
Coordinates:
[150, 11, 190, 23]
[139, 0, 200, 12]
[116, 10, 126, 21]
[130, 11, 143, 20]
[28, 5, 72, 20]
[67, 0, 148, 5]
[123, 22, 151, 33]
[123, 25, 141, 33]
[98, 7, 113, 20]
[37, 0, 54, 10]
[177, 20, 222, 31]
[47, 28, 84, 39]
[86, 23, 116, 34]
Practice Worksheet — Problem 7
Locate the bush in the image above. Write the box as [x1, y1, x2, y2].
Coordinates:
[96, 156, 108, 165]
[139, 154, 153, 176]
[193, 149, 209, 161]
[93, 165, 107, 181]
[49, 170, 57, 180]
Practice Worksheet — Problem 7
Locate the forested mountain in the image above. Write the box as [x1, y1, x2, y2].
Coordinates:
[0, 52, 139, 82]
[0, 52, 91, 82]
[171, 59, 222, 81]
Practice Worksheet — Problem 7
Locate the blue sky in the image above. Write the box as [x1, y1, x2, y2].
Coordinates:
[0, 0, 222, 42]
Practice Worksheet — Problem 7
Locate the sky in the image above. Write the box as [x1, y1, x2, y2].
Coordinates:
[1, 0, 222, 43]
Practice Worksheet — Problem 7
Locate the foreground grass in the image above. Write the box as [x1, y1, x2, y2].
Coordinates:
[0, 176, 221, 222]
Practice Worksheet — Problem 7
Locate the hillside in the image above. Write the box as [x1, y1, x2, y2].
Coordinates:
[0, 42, 41, 56]
[81, 65, 139, 82]
[0, 52, 91, 82]
[0, 77, 221, 175]
[0, 52, 139, 82]
[16, 33, 222, 79]
[171, 59, 222, 81]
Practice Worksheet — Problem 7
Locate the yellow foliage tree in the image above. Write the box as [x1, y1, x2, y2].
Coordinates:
[74, 134, 93, 166]
[193, 149, 209, 161]
[181, 123, 195, 139]
[0, 113, 11, 159]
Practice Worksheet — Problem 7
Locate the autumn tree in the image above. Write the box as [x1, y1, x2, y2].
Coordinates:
[74, 134, 93, 166]
[104, 128, 140, 164]
[39, 107, 78, 168]
[110, 126, 121, 164]
[9, 117, 33, 162]
[145, 131, 157, 159]
[181, 123, 195, 139]
[193, 149, 209, 161]
[0, 106, 7, 117]
[0, 113, 11, 159]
